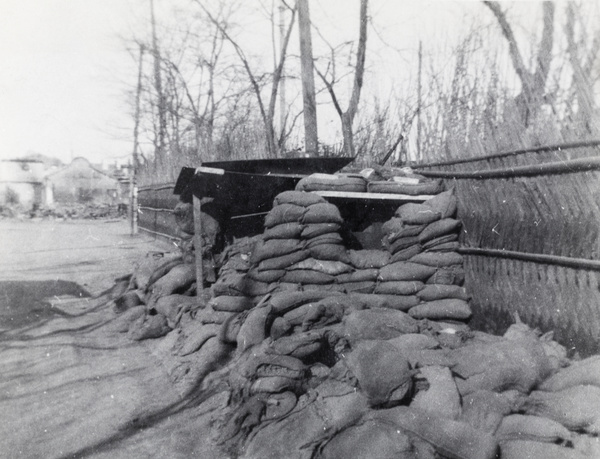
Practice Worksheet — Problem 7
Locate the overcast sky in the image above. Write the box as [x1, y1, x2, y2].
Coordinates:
[0, 0, 566, 165]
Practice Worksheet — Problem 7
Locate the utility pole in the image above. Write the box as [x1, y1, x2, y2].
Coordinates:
[297, 0, 318, 156]
[130, 44, 144, 236]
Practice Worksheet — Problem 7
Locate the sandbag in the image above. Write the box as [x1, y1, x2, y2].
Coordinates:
[496, 414, 573, 444]
[336, 269, 379, 283]
[269, 291, 342, 315]
[390, 244, 423, 262]
[114, 290, 143, 313]
[246, 268, 285, 283]
[153, 294, 201, 327]
[146, 263, 196, 306]
[385, 235, 421, 253]
[133, 252, 183, 291]
[426, 266, 465, 285]
[317, 416, 415, 459]
[539, 355, 600, 392]
[273, 190, 326, 207]
[296, 174, 367, 192]
[347, 249, 391, 269]
[395, 203, 442, 225]
[524, 385, 600, 434]
[344, 340, 413, 406]
[374, 281, 424, 296]
[387, 333, 440, 352]
[419, 218, 461, 243]
[250, 376, 303, 394]
[209, 295, 255, 313]
[410, 251, 464, 267]
[128, 313, 171, 341]
[459, 390, 520, 434]
[177, 323, 220, 356]
[378, 261, 437, 282]
[339, 281, 376, 294]
[309, 244, 351, 263]
[236, 305, 272, 352]
[301, 203, 344, 225]
[422, 233, 459, 250]
[288, 258, 353, 276]
[423, 189, 457, 218]
[408, 299, 472, 320]
[367, 406, 498, 459]
[382, 218, 426, 241]
[269, 330, 326, 359]
[427, 241, 461, 252]
[301, 223, 341, 239]
[282, 269, 335, 285]
[411, 365, 461, 420]
[368, 179, 444, 196]
[500, 440, 591, 459]
[211, 272, 247, 297]
[263, 222, 304, 240]
[303, 232, 344, 248]
[257, 249, 310, 271]
[417, 285, 470, 301]
[219, 313, 245, 344]
[264, 203, 306, 228]
[251, 238, 304, 264]
[343, 308, 419, 341]
[110, 305, 146, 333]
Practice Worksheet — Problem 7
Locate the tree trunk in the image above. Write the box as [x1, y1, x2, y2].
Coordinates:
[298, 0, 319, 156]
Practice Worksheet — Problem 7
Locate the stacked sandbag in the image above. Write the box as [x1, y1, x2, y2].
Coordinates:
[295, 173, 367, 192]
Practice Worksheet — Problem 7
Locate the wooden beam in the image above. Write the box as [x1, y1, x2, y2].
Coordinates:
[193, 194, 204, 293]
[313, 190, 433, 202]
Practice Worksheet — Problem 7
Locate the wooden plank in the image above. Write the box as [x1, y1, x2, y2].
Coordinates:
[193, 194, 204, 293]
[313, 190, 434, 202]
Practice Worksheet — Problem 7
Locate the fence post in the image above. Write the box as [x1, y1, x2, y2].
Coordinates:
[193, 194, 204, 293]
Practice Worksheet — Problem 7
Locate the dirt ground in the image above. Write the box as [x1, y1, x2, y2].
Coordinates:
[0, 220, 226, 458]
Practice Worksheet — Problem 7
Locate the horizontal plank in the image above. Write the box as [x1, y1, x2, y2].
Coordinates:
[313, 190, 433, 202]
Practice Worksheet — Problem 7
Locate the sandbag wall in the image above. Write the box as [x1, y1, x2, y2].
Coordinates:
[210, 188, 471, 322]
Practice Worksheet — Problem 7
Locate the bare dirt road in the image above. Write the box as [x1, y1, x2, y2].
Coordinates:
[0, 220, 225, 459]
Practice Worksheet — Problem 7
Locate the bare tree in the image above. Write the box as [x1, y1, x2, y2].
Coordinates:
[483, 1, 555, 126]
[315, 0, 368, 157]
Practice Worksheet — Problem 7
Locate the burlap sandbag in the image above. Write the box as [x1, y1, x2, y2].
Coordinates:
[539, 355, 600, 392]
[395, 203, 442, 225]
[427, 241, 460, 252]
[257, 249, 310, 271]
[419, 218, 461, 243]
[236, 304, 272, 352]
[524, 385, 600, 434]
[378, 261, 437, 282]
[282, 269, 335, 285]
[382, 217, 426, 240]
[423, 189, 457, 218]
[345, 340, 413, 406]
[273, 190, 326, 207]
[496, 414, 573, 444]
[367, 406, 498, 459]
[385, 235, 421, 253]
[346, 293, 420, 311]
[209, 295, 255, 313]
[246, 268, 286, 283]
[269, 330, 326, 359]
[128, 313, 171, 341]
[296, 174, 367, 192]
[268, 291, 342, 315]
[146, 263, 196, 306]
[337, 268, 379, 283]
[153, 294, 201, 327]
[133, 252, 183, 291]
[339, 281, 376, 293]
[374, 281, 424, 296]
[417, 284, 470, 301]
[211, 272, 246, 297]
[408, 299, 472, 320]
[343, 308, 419, 341]
[302, 203, 344, 225]
[411, 365, 461, 420]
[301, 223, 341, 239]
[309, 244, 351, 263]
[422, 233, 459, 250]
[368, 179, 443, 196]
[387, 333, 439, 352]
[426, 266, 465, 285]
[459, 389, 519, 434]
[263, 222, 304, 240]
[288, 257, 353, 276]
[500, 440, 590, 459]
[347, 249, 391, 269]
[390, 244, 423, 262]
[251, 238, 304, 264]
[304, 232, 344, 248]
[410, 251, 464, 267]
[250, 376, 304, 395]
[316, 418, 415, 459]
[264, 203, 306, 228]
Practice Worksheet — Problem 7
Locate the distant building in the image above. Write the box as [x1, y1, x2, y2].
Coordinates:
[0, 159, 45, 209]
[44, 157, 122, 206]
